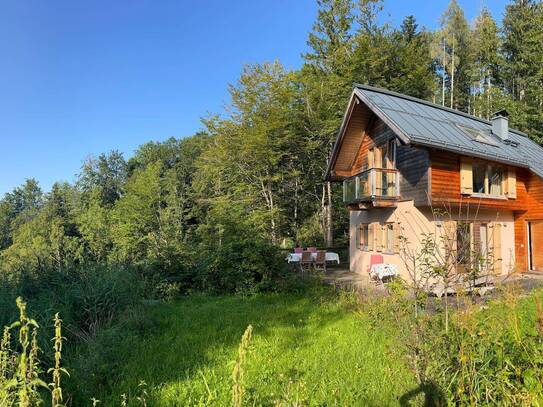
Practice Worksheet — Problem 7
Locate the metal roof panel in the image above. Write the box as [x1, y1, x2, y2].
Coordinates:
[355, 84, 543, 178]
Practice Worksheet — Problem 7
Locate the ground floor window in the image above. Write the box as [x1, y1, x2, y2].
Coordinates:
[358, 224, 370, 251]
[454, 221, 501, 273]
[456, 222, 472, 266]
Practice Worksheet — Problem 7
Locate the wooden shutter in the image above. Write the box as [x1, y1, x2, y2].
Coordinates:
[374, 147, 383, 168]
[367, 149, 374, 169]
[491, 223, 502, 274]
[356, 224, 362, 249]
[382, 224, 388, 252]
[443, 220, 458, 260]
[368, 223, 375, 251]
[460, 157, 473, 194]
[375, 223, 383, 252]
[393, 223, 401, 254]
[506, 168, 517, 199]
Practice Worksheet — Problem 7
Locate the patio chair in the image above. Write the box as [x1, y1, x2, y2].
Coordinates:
[307, 247, 317, 253]
[300, 251, 313, 273]
[314, 250, 327, 272]
[367, 254, 384, 284]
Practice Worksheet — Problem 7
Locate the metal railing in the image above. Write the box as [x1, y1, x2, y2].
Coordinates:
[343, 168, 400, 203]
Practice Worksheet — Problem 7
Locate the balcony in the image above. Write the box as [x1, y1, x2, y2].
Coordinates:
[343, 168, 400, 206]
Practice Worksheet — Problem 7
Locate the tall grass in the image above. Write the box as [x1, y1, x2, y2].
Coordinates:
[231, 325, 252, 407]
[0, 298, 67, 407]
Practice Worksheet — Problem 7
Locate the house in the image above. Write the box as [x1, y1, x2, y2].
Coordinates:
[326, 84, 543, 279]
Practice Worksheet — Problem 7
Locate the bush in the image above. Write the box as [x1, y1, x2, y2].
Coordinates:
[1, 265, 143, 348]
[201, 238, 289, 294]
[52, 265, 143, 341]
[362, 283, 543, 405]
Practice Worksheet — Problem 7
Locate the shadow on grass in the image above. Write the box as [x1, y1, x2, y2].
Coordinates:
[68, 284, 351, 404]
[399, 381, 446, 407]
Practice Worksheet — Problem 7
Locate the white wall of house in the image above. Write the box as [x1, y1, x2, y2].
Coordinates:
[349, 201, 516, 280]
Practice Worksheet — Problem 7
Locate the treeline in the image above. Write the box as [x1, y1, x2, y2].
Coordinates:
[1, 0, 542, 294]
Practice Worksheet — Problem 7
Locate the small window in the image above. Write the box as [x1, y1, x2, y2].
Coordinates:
[359, 224, 370, 251]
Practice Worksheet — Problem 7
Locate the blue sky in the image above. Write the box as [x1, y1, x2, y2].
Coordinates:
[0, 0, 510, 195]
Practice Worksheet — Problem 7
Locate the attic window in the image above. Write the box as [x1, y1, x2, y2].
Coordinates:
[457, 124, 500, 147]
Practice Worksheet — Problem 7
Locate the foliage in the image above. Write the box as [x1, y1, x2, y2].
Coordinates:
[0, 0, 541, 299]
[0, 298, 66, 407]
[201, 237, 289, 294]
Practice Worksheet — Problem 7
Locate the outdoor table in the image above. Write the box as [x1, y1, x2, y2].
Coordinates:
[285, 252, 340, 264]
[369, 263, 398, 281]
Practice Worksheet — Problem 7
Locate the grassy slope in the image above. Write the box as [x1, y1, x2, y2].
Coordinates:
[86, 289, 416, 406]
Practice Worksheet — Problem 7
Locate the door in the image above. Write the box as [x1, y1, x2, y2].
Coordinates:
[529, 221, 543, 272]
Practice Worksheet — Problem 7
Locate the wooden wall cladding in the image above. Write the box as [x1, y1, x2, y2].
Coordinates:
[514, 169, 543, 271]
[333, 101, 373, 173]
[429, 150, 528, 212]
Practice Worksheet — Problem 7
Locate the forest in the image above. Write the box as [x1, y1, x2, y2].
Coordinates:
[1, 0, 543, 405]
[2, 0, 542, 293]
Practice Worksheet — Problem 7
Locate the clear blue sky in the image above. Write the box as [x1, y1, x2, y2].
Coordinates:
[0, 0, 510, 195]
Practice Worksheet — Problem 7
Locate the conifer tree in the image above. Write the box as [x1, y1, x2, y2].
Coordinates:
[439, 0, 473, 111]
[472, 7, 501, 118]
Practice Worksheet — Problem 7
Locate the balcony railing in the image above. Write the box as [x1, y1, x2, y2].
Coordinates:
[343, 168, 400, 203]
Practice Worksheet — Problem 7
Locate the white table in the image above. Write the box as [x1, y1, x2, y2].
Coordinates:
[286, 252, 340, 264]
[369, 264, 399, 280]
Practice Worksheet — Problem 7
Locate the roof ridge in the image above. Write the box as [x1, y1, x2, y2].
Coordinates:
[353, 83, 529, 139]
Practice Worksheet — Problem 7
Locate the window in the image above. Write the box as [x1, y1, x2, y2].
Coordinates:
[358, 224, 370, 251]
[456, 222, 472, 266]
[369, 140, 396, 170]
[384, 139, 396, 169]
[457, 124, 500, 147]
[473, 162, 486, 193]
[488, 166, 503, 196]
[470, 161, 504, 197]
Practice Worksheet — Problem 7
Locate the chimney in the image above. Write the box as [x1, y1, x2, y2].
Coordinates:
[491, 109, 509, 141]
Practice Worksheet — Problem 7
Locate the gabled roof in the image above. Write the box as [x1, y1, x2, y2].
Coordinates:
[327, 84, 543, 179]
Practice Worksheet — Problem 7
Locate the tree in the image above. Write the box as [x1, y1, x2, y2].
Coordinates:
[0, 179, 43, 249]
[471, 7, 501, 118]
[196, 62, 300, 245]
[304, 0, 354, 75]
[439, 0, 473, 111]
[502, 0, 543, 142]
[388, 16, 436, 99]
[78, 151, 127, 207]
[111, 161, 165, 262]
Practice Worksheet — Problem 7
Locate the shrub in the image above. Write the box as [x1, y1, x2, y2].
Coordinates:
[201, 238, 289, 294]
[52, 265, 143, 341]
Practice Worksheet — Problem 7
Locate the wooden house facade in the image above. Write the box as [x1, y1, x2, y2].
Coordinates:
[327, 85, 543, 278]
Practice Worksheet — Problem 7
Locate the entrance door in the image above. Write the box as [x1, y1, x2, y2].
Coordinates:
[529, 221, 543, 272]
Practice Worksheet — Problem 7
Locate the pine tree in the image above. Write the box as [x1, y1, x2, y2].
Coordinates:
[502, 0, 543, 142]
[388, 15, 436, 99]
[472, 7, 501, 118]
[439, 0, 473, 111]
